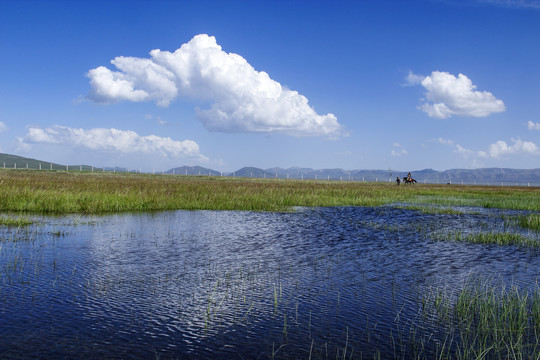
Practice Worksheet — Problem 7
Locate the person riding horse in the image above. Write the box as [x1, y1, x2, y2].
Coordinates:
[404, 172, 417, 184]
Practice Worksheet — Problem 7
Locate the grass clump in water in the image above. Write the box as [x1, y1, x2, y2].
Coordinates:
[0, 214, 33, 227]
[438, 231, 539, 248]
[516, 213, 540, 231]
[423, 276, 540, 359]
[398, 204, 465, 215]
[408, 186, 540, 212]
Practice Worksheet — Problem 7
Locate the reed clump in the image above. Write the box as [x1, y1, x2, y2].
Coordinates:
[0, 170, 538, 214]
[424, 277, 540, 359]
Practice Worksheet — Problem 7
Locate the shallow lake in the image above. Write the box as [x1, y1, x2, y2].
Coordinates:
[1, 206, 539, 359]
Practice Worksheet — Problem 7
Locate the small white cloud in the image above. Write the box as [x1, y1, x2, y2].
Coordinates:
[404, 71, 424, 86]
[408, 71, 505, 119]
[87, 34, 342, 137]
[454, 138, 538, 159]
[391, 149, 408, 157]
[391, 143, 408, 157]
[144, 114, 168, 125]
[476, 0, 540, 9]
[0, 122, 7, 132]
[455, 144, 488, 159]
[21, 125, 207, 161]
[527, 121, 540, 130]
[455, 144, 475, 157]
[437, 137, 454, 145]
[72, 95, 87, 104]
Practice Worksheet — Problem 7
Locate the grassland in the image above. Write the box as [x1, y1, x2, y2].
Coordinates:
[0, 169, 538, 214]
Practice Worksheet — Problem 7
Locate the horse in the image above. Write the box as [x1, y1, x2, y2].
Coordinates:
[403, 177, 417, 184]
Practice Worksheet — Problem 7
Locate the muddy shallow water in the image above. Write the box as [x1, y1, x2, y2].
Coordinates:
[0, 206, 538, 359]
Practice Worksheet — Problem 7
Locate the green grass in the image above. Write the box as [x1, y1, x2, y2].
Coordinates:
[0, 214, 33, 227]
[397, 205, 465, 215]
[423, 276, 540, 359]
[517, 213, 540, 231]
[0, 169, 539, 214]
[438, 231, 540, 248]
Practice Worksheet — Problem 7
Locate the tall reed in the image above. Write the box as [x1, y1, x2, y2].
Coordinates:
[423, 276, 540, 359]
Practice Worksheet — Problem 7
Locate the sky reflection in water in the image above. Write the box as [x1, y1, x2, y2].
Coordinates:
[0, 207, 538, 359]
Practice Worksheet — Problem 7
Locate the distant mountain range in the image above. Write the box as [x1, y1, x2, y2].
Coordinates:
[158, 165, 540, 185]
[1, 152, 539, 185]
[199, 166, 540, 185]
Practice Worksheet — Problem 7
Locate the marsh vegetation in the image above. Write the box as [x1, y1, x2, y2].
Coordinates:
[0, 169, 538, 213]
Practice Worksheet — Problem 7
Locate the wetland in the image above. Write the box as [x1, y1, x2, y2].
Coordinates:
[0, 171, 539, 359]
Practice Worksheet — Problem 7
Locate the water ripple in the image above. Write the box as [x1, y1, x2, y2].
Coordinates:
[0, 206, 538, 358]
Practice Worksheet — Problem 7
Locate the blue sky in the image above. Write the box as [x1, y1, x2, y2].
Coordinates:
[1, 0, 539, 172]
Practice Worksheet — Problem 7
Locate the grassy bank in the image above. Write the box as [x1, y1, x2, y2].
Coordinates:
[0, 170, 539, 213]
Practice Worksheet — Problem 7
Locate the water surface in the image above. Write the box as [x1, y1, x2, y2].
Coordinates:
[1, 207, 538, 359]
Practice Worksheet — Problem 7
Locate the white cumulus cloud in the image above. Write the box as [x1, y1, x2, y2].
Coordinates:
[408, 71, 505, 119]
[20, 126, 207, 161]
[528, 121, 540, 130]
[487, 138, 539, 157]
[0, 122, 7, 132]
[87, 34, 342, 137]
